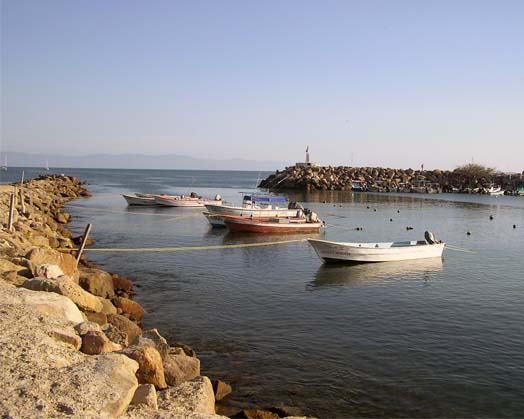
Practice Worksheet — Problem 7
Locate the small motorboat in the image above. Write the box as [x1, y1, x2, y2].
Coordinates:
[487, 186, 505, 196]
[122, 193, 157, 206]
[223, 213, 324, 234]
[154, 193, 223, 207]
[308, 231, 445, 263]
[204, 193, 301, 218]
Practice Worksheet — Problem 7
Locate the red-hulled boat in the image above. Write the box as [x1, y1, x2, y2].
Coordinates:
[223, 214, 324, 234]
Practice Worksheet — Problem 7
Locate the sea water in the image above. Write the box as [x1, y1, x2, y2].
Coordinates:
[3, 167, 523, 418]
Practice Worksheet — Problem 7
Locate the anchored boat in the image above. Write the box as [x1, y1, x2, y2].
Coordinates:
[122, 193, 156, 206]
[308, 231, 445, 263]
[154, 193, 223, 208]
[204, 193, 301, 218]
[223, 213, 324, 234]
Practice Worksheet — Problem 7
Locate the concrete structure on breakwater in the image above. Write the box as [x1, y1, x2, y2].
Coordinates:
[259, 165, 524, 194]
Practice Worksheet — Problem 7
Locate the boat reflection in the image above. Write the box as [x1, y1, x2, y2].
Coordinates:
[309, 257, 443, 289]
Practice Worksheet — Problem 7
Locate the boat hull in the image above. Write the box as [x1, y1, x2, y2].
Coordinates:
[224, 216, 323, 233]
[308, 239, 445, 263]
[154, 196, 223, 207]
[205, 203, 298, 217]
[203, 212, 227, 227]
[122, 194, 157, 206]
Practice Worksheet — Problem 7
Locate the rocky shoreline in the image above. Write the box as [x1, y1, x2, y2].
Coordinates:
[0, 175, 309, 419]
[259, 165, 524, 193]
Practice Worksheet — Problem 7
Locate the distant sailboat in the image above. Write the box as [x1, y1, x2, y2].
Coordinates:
[44, 159, 50, 171]
[1, 155, 7, 171]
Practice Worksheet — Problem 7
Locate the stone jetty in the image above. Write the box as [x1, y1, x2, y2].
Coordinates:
[259, 164, 524, 193]
[0, 175, 311, 419]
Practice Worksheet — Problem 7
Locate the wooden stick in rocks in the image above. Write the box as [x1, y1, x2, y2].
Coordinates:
[7, 192, 15, 231]
[76, 223, 92, 264]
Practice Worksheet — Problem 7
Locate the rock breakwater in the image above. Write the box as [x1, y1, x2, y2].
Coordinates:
[0, 175, 309, 419]
[259, 165, 524, 193]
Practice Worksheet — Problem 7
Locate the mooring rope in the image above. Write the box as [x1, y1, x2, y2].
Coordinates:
[65, 204, 203, 218]
[58, 238, 308, 253]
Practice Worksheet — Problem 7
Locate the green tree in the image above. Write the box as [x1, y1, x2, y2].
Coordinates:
[452, 163, 496, 188]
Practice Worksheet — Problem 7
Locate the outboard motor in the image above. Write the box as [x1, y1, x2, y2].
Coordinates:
[424, 231, 437, 244]
[214, 194, 222, 201]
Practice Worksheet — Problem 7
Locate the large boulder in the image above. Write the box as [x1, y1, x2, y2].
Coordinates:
[132, 329, 170, 360]
[130, 384, 158, 410]
[157, 376, 215, 415]
[33, 263, 64, 279]
[124, 346, 167, 390]
[81, 330, 122, 355]
[22, 276, 103, 313]
[18, 287, 84, 324]
[79, 267, 115, 299]
[26, 247, 77, 277]
[107, 313, 142, 343]
[163, 348, 200, 387]
[0, 280, 139, 419]
[112, 297, 146, 323]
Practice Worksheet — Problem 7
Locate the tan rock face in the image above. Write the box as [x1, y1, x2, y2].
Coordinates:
[157, 376, 216, 415]
[79, 267, 115, 299]
[125, 346, 167, 390]
[19, 287, 84, 324]
[113, 297, 146, 323]
[22, 276, 104, 313]
[81, 330, 123, 355]
[130, 384, 158, 410]
[107, 313, 142, 342]
[211, 379, 232, 401]
[26, 247, 77, 276]
[163, 350, 201, 387]
[132, 329, 170, 360]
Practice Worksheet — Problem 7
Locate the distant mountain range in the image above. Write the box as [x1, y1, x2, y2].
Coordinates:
[1, 152, 291, 171]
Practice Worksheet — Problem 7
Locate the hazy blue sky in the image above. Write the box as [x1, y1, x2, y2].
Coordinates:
[1, 0, 523, 171]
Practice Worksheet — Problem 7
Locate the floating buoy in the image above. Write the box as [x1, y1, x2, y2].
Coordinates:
[489, 215, 494, 220]
[373, 208, 377, 212]
[397, 210, 400, 213]
[366, 206, 370, 209]
[513, 224, 516, 229]
[355, 227, 363, 231]
[390, 218, 393, 222]
[467, 231, 471, 235]
[406, 226, 413, 230]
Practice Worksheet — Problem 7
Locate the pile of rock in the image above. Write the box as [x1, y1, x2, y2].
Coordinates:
[0, 176, 226, 419]
[0, 175, 311, 419]
[259, 165, 522, 193]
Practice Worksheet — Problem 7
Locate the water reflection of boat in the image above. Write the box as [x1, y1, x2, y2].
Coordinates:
[310, 258, 443, 288]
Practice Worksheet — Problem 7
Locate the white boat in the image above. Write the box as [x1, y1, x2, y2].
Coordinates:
[204, 194, 300, 218]
[203, 212, 228, 227]
[122, 193, 157, 206]
[308, 231, 445, 263]
[1, 155, 7, 171]
[487, 186, 504, 196]
[154, 193, 223, 208]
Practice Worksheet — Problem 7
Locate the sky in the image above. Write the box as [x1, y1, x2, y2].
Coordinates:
[1, 0, 523, 171]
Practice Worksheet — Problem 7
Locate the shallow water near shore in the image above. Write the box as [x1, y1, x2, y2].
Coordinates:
[4, 167, 524, 418]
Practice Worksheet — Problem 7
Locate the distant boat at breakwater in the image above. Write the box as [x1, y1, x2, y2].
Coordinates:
[259, 164, 524, 194]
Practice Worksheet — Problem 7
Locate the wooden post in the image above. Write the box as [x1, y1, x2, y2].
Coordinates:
[20, 170, 25, 187]
[76, 223, 92, 264]
[7, 192, 15, 231]
[19, 188, 25, 213]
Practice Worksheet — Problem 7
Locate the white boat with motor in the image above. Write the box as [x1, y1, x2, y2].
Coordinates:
[308, 231, 445, 263]
[122, 193, 157, 206]
[154, 193, 223, 208]
[204, 193, 301, 221]
[487, 186, 505, 196]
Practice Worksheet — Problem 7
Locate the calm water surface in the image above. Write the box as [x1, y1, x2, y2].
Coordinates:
[3, 168, 524, 418]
